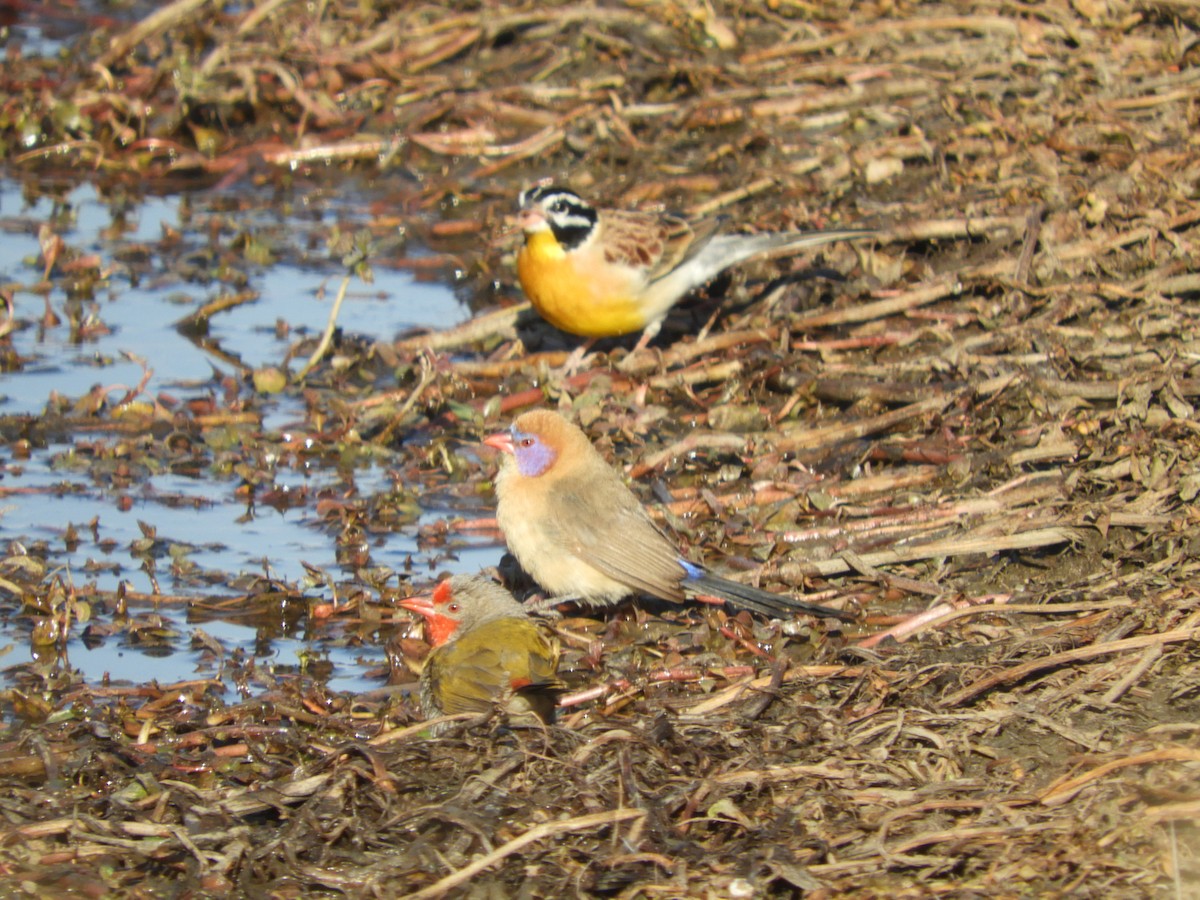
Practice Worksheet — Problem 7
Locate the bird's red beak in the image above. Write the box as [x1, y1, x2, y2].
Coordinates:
[399, 588, 460, 646]
[483, 431, 514, 455]
[398, 594, 436, 619]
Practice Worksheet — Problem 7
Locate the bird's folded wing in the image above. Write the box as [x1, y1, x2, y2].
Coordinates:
[508, 626, 563, 723]
[598, 209, 715, 286]
[515, 623, 563, 689]
[653, 213, 725, 283]
[426, 647, 511, 716]
[549, 485, 687, 602]
[428, 623, 562, 719]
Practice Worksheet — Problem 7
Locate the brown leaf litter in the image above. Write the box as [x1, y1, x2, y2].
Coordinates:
[1, 0, 1199, 896]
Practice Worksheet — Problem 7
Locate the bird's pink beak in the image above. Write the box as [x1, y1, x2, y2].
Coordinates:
[483, 431, 514, 455]
[516, 208, 547, 232]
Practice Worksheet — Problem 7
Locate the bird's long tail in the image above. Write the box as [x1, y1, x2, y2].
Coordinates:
[689, 228, 875, 289]
[685, 567, 855, 621]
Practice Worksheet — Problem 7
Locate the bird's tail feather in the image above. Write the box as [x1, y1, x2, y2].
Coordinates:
[689, 228, 875, 287]
[687, 570, 854, 621]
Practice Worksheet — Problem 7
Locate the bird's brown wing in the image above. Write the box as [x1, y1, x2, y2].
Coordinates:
[651, 213, 725, 284]
[600, 210, 721, 284]
[548, 475, 688, 603]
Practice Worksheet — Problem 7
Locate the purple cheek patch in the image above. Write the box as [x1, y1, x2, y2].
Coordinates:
[514, 431, 557, 477]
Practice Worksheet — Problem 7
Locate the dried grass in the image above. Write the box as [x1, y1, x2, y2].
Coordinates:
[1, 0, 1199, 896]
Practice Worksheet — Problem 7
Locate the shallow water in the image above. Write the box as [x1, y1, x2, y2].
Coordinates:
[0, 172, 497, 695]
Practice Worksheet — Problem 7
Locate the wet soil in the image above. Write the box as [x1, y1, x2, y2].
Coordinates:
[1, 1, 1198, 897]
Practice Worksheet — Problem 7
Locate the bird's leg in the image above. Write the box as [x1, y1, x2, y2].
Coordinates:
[521, 592, 576, 617]
[557, 339, 598, 376]
[630, 321, 660, 354]
[615, 321, 663, 372]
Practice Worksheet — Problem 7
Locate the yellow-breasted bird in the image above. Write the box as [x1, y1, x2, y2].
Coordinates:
[515, 185, 872, 349]
[399, 574, 562, 731]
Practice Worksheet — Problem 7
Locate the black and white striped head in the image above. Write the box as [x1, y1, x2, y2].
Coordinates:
[517, 185, 598, 251]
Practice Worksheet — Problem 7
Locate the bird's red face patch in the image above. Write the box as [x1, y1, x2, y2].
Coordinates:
[424, 581, 463, 646]
[424, 614, 459, 647]
[431, 580, 454, 607]
[400, 580, 463, 647]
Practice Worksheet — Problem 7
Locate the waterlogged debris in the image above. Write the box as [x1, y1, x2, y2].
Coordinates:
[0, 0, 1195, 897]
[252, 366, 287, 394]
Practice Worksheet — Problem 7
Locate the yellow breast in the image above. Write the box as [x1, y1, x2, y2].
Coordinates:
[516, 231, 649, 338]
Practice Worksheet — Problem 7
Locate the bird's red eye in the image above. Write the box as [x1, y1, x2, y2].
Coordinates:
[518, 437, 534, 448]
[448, 603, 460, 613]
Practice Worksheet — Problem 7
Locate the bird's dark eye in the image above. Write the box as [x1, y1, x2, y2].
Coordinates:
[518, 437, 535, 448]
[550, 199, 569, 214]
